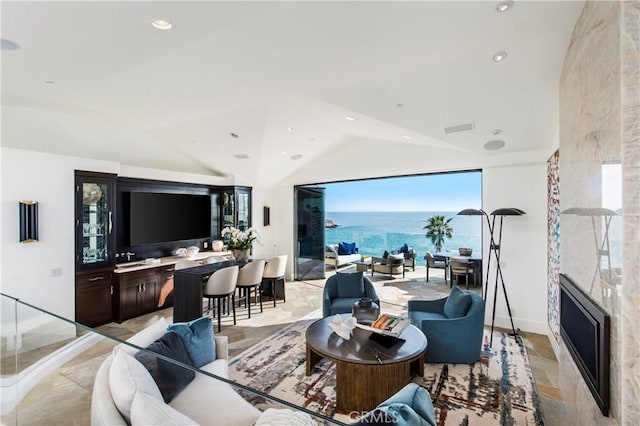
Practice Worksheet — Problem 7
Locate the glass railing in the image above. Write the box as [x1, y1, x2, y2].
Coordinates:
[0, 293, 344, 425]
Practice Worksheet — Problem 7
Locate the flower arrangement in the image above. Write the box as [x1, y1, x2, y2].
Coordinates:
[221, 226, 260, 250]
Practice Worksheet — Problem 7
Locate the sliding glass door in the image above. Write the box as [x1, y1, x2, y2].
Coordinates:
[294, 185, 325, 280]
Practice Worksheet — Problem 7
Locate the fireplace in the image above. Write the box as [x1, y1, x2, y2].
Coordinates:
[559, 273, 610, 416]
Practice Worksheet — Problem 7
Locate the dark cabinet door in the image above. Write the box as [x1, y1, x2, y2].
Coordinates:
[139, 274, 159, 312]
[75, 171, 117, 271]
[76, 270, 113, 326]
[115, 268, 161, 322]
[118, 280, 142, 320]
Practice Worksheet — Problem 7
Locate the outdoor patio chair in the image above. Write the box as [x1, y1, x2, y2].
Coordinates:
[425, 251, 448, 282]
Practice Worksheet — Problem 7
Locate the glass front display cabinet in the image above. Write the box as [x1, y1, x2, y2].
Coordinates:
[220, 186, 252, 233]
[75, 171, 116, 270]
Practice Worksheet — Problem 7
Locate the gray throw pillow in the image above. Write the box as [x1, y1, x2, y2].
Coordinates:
[443, 285, 472, 319]
[336, 272, 365, 298]
[134, 331, 195, 403]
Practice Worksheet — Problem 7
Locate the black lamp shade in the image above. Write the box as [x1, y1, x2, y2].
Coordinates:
[457, 208, 486, 216]
[490, 208, 526, 216]
[19, 200, 38, 242]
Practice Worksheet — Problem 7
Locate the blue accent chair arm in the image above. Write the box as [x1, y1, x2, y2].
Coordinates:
[322, 276, 339, 318]
[363, 277, 380, 307]
[408, 297, 446, 313]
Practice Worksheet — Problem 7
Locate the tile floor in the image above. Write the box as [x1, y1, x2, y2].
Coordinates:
[2, 265, 571, 425]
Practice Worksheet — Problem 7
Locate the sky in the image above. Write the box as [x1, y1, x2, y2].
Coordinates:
[324, 171, 482, 212]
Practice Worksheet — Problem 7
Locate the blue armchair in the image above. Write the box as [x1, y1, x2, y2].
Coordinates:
[350, 383, 436, 426]
[323, 272, 380, 317]
[408, 286, 485, 364]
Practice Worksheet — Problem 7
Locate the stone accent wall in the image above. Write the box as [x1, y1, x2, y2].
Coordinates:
[558, 1, 639, 424]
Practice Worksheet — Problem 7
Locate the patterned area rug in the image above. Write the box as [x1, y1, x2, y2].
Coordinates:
[228, 318, 544, 425]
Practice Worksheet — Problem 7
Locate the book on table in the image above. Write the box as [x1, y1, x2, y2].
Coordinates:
[355, 313, 411, 337]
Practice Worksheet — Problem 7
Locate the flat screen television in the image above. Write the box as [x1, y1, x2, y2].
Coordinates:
[124, 192, 212, 246]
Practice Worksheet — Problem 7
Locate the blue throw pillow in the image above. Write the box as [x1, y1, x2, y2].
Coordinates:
[400, 243, 409, 253]
[167, 316, 215, 367]
[338, 242, 351, 255]
[338, 242, 357, 255]
[134, 331, 195, 403]
[336, 271, 365, 298]
[347, 242, 357, 254]
[443, 285, 472, 319]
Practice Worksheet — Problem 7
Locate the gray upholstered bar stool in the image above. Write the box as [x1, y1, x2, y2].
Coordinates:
[236, 260, 266, 318]
[261, 255, 287, 307]
[203, 265, 239, 332]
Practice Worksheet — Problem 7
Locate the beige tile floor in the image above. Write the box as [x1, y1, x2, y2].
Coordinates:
[1, 265, 570, 425]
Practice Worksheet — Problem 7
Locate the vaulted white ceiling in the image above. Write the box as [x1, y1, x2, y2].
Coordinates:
[1, 1, 583, 186]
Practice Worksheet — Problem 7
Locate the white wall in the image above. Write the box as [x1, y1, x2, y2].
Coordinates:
[1, 148, 120, 319]
[250, 185, 295, 279]
[482, 163, 549, 334]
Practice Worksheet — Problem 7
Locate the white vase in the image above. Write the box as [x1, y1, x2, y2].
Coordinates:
[212, 240, 224, 252]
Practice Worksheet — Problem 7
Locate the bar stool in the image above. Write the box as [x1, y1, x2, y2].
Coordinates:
[236, 260, 266, 318]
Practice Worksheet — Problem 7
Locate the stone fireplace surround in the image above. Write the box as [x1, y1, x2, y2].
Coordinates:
[556, 1, 639, 424]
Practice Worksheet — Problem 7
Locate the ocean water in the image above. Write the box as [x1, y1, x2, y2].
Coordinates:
[325, 211, 482, 258]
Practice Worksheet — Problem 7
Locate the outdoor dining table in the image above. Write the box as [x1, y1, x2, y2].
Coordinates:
[435, 251, 483, 288]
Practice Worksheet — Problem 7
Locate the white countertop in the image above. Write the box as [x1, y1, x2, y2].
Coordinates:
[113, 251, 233, 273]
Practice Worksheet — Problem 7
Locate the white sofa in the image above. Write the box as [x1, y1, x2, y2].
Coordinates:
[324, 244, 362, 270]
[91, 317, 262, 426]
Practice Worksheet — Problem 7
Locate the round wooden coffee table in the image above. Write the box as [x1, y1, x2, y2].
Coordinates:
[305, 314, 427, 414]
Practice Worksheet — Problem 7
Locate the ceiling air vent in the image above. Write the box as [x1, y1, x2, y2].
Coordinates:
[444, 122, 475, 134]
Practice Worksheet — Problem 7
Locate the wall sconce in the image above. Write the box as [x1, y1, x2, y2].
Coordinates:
[263, 206, 270, 227]
[19, 200, 39, 243]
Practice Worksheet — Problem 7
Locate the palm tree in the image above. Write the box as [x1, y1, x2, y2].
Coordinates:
[423, 215, 453, 253]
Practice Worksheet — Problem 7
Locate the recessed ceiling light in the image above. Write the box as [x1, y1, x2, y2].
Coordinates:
[281, 151, 288, 155]
[496, 1, 515, 13]
[396, 103, 404, 109]
[1, 38, 20, 50]
[484, 140, 506, 151]
[492, 51, 508, 62]
[290, 154, 303, 160]
[234, 154, 249, 159]
[345, 116, 355, 121]
[151, 19, 173, 30]
[309, 138, 315, 142]
[402, 136, 412, 140]
[45, 80, 55, 85]
[287, 127, 294, 132]
[230, 132, 239, 138]
[492, 129, 503, 135]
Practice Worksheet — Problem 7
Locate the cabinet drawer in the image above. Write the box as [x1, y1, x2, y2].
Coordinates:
[117, 268, 158, 283]
[77, 271, 112, 287]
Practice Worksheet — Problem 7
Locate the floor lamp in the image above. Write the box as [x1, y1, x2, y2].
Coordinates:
[457, 207, 525, 346]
